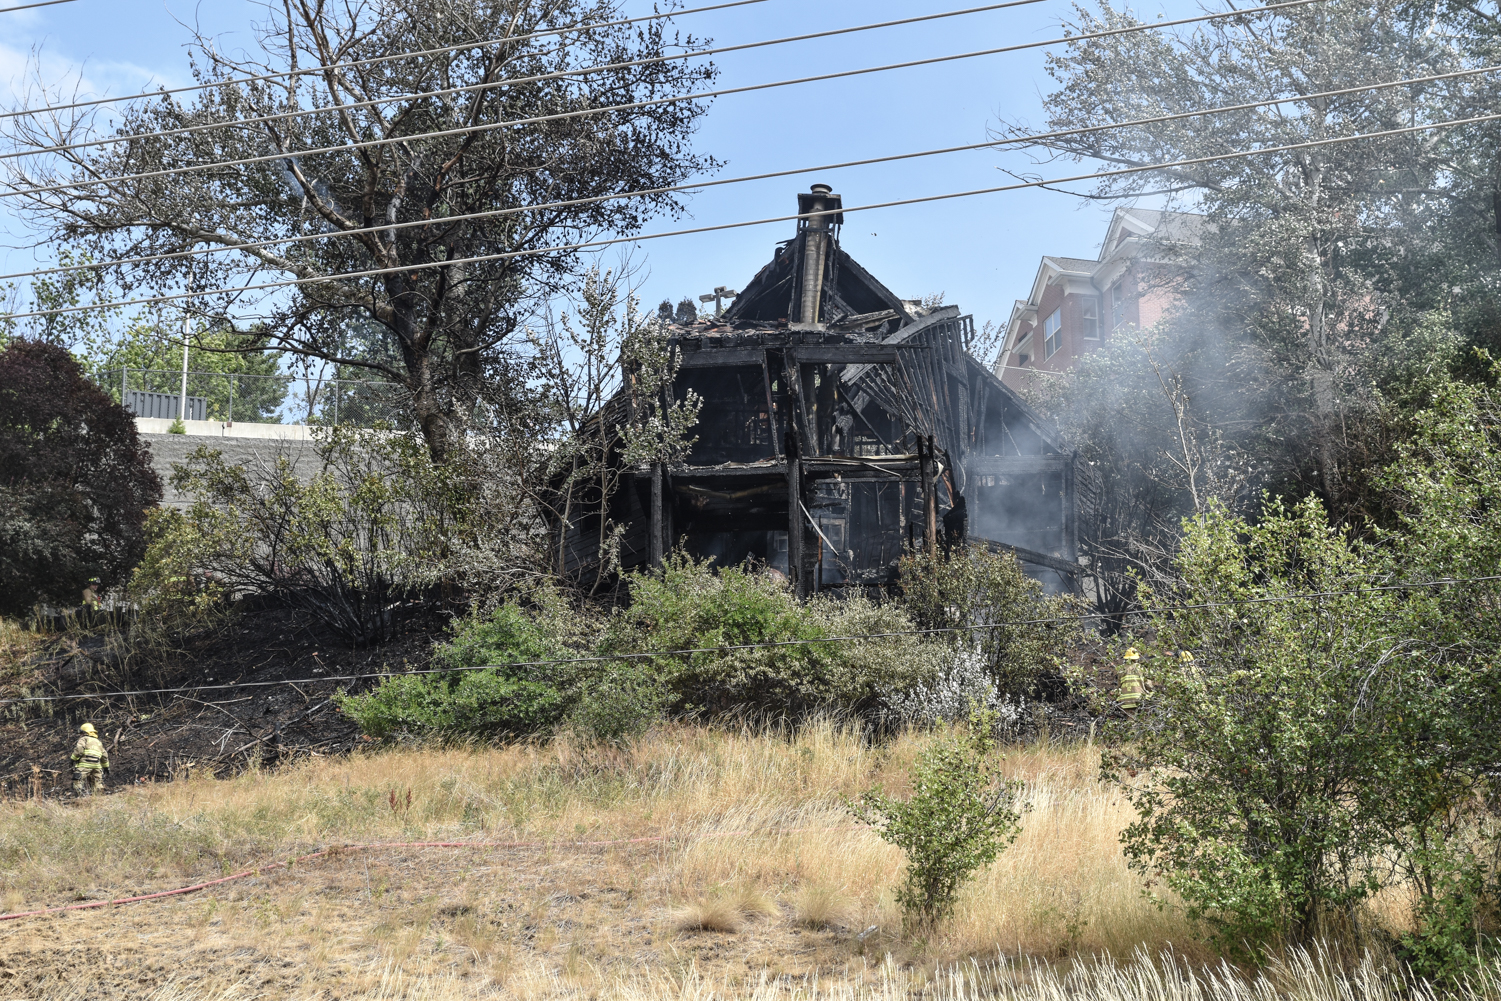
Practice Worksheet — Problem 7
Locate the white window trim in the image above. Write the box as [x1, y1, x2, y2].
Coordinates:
[1043, 308, 1062, 360]
[1081, 296, 1101, 341]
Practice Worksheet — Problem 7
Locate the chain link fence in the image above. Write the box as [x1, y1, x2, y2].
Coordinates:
[107, 369, 407, 427]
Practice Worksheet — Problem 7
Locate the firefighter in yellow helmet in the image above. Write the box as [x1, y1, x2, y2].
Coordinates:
[1116, 647, 1146, 711]
[70, 722, 109, 796]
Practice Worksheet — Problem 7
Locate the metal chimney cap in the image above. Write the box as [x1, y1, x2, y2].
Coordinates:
[797, 184, 844, 225]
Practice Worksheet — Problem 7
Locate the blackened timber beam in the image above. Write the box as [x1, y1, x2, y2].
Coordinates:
[678, 347, 766, 368]
[973, 536, 1083, 579]
[804, 458, 920, 476]
[663, 458, 922, 480]
[785, 345, 900, 365]
[668, 462, 787, 479]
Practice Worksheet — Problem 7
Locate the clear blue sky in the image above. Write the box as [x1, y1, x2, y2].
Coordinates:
[0, 0, 1193, 337]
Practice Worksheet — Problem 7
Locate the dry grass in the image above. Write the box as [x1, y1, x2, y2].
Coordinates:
[793, 883, 855, 930]
[674, 897, 745, 933]
[13, 945, 1501, 1001]
[0, 722, 1413, 998]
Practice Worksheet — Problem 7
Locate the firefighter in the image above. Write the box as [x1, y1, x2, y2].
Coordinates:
[1116, 647, 1146, 711]
[81, 577, 101, 610]
[70, 722, 109, 796]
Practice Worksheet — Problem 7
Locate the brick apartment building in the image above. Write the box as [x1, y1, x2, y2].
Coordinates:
[996, 208, 1203, 392]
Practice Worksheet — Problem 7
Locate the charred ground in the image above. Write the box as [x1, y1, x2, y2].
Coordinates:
[0, 600, 446, 797]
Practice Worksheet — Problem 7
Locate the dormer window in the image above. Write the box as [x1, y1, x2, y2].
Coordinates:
[1043, 309, 1062, 360]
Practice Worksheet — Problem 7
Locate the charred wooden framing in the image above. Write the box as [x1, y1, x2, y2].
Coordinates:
[549, 185, 1089, 596]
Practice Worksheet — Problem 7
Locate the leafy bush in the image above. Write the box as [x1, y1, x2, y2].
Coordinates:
[600, 554, 942, 717]
[568, 661, 666, 746]
[852, 705, 1025, 931]
[895, 545, 1074, 699]
[0, 340, 162, 614]
[1112, 490, 1501, 961]
[338, 558, 949, 742]
[336, 602, 568, 739]
[163, 426, 538, 644]
[129, 507, 229, 617]
[1110, 497, 1393, 955]
[598, 554, 839, 714]
[1396, 856, 1488, 987]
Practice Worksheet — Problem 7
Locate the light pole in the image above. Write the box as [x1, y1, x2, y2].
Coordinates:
[698, 286, 738, 317]
[178, 305, 190, 423]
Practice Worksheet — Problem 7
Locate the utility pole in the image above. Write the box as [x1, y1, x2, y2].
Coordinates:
[698, 286, 738, 317]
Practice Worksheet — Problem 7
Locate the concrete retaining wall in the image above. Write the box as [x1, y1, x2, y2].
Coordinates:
[139, 427, 319, 508]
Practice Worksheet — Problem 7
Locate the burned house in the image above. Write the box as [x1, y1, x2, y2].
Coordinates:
[554, 185, 1086, 596]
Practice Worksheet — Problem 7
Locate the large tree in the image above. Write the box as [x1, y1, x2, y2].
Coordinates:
[0, 340, 162, 615]
[4, 0, 719, 460]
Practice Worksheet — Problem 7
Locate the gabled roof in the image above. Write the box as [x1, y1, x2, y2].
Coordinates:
[1003, 207, 1206, 353]
[723, 241, 911, 326]
[1100, 208, 1205, 263]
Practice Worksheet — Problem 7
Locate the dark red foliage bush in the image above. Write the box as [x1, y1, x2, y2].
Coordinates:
[0, 339, 162, 615]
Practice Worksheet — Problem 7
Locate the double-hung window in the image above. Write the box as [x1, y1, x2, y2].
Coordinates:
[1081, 298, 1100, 340]
[1043, 308, 1062, 360]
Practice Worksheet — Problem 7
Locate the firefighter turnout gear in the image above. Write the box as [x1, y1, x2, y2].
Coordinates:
[70, 724, 109, 796]
[1116, 650, 1145, 711]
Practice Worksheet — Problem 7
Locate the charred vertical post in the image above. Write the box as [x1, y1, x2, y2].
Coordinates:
[924, 435, 940, 555]
[786, 429, 808, 599]
[649, 462, 665, 568]
[762, 351, 781, 459]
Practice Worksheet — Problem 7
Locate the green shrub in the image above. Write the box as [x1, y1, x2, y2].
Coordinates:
[852, 705, 1025, 932]
[1397, 856, 1487, 986]
[807, 592, 947, 714]
[162, 427, 536, 645]
[895, 545, 1074, 698]
[1114, 493, 1501, 960]
[600, 553, 838, 714]
[600, 554, 946, 718]
[336, 602, 568, 739]
[569, 661, 666, 746]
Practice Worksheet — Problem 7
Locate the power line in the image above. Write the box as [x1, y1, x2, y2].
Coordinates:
[4, 575, 1498, 705]
[0, 0, 1051, 166]
[0, 0, 770, 123]
[0, 0, 76, 11]
[5, 60, 1495, 288]
[4, 105, 1494, 322]
[1, 0, 1328, 202]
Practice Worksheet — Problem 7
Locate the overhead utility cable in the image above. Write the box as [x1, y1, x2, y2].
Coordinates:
[6, 61, 1495, 288]
[6, 105, 1496, 322]
[0, 0, 76, 11]
[1, 0, 1052, 165]
[0, 0, 768, 122]
[1, 0, 1328, 201]
[5, 575, 1498, 705]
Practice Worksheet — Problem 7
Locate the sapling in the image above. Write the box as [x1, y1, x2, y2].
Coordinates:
[852, 705, 1026, 932]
